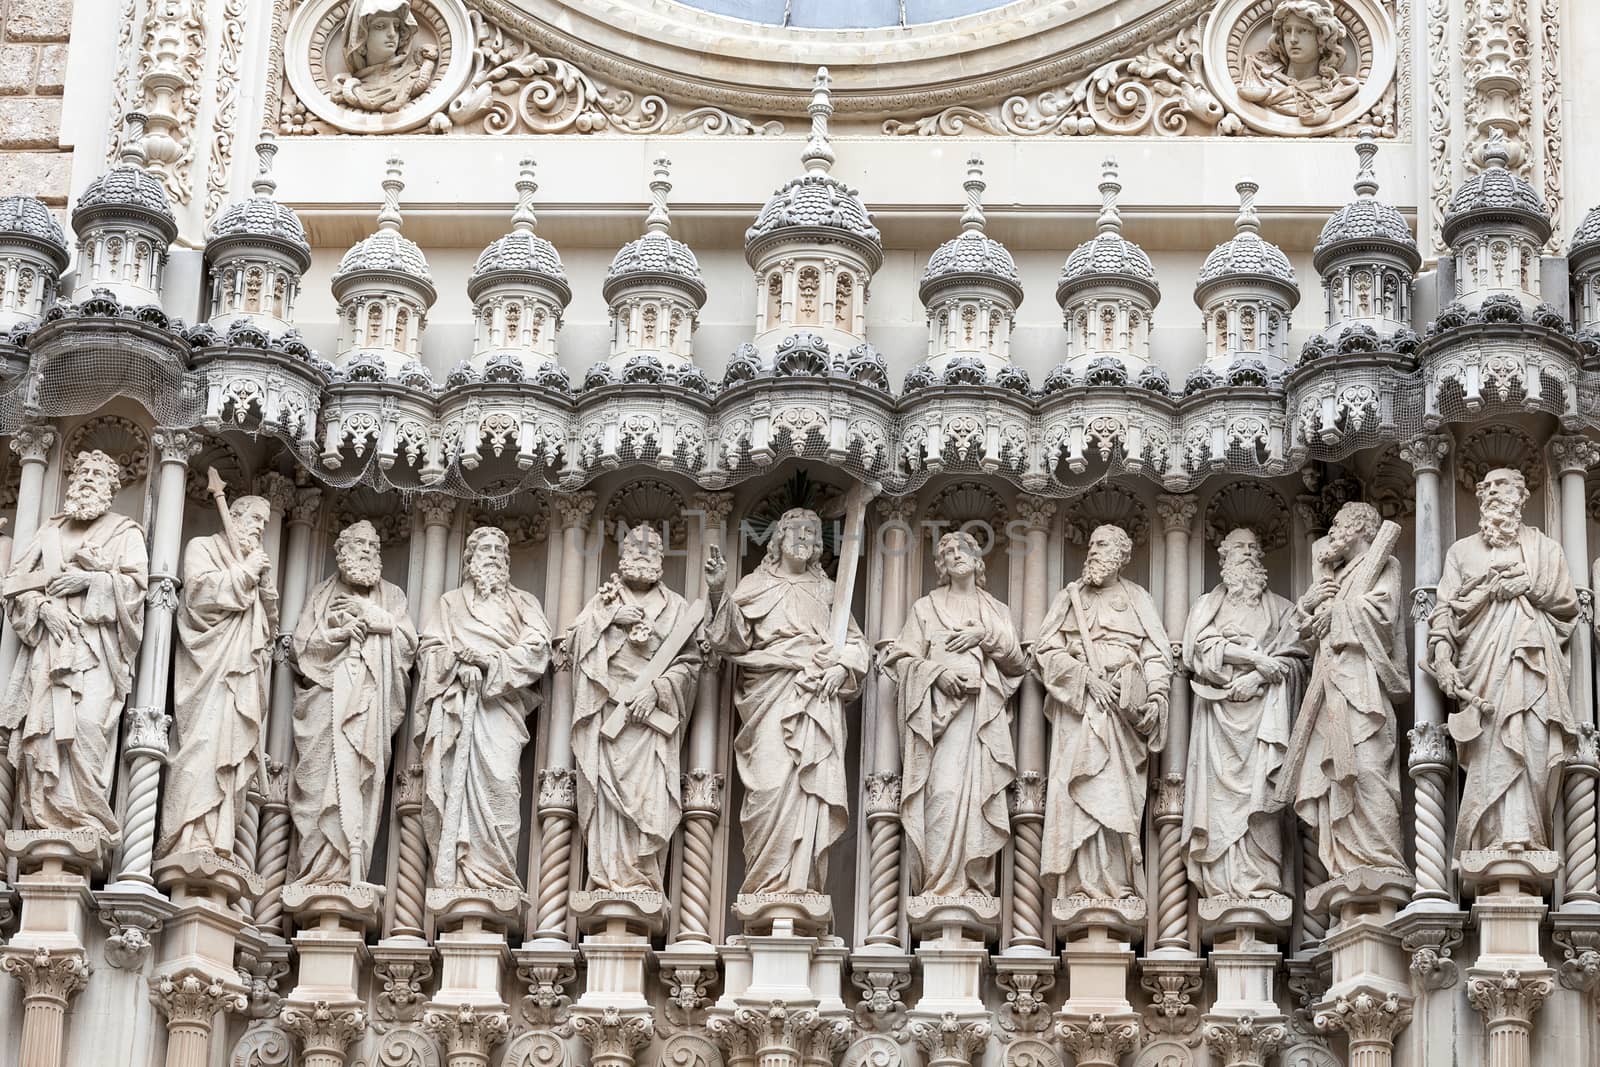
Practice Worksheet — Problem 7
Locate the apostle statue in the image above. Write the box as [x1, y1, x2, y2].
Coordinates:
[289, 520, 417, 885]
[882, 530, 1023, 899]
[704, 507, 869, 897]
[1035, 523, 1170, 900]
[1276, 502, 1408, 879]
[161, 494, 278, 858]
[414, 526, 550, 892]
[1181, 528, 1307, 898]
[333, 0, 437, 113]
[570, 524, 702, 895]
[1, 450, 146, 842]
[1427, 469, 1578, 854]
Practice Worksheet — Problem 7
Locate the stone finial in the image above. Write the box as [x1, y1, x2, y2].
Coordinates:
[801, 66, 835, 175]
[252, 133, 279, 198]
[645, 156, 672, 235]
[960, 155, 987, 233]
[1353, 129, 1379, 199]
[119, 111, 150, 168]
[511, 158, 538, 234]
[377, 157, 405, 233]
[1097, 157, 1123, 235]
[1234, 178, 1260, 235]
[1481, 127, 1511, 170]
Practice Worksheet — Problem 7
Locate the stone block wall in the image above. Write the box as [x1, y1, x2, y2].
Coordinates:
[0, 0, 70, 206]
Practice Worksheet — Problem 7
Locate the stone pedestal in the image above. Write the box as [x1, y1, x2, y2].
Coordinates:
[428, 890, 518, 1011]
[576, 918, 654, 1013]
[279, 882, 383, 1066]
[911, 924, 990, 1018]
[1305, 868, 1416, 1067]
[1050, 898, 1144, 1066]
[1198, 898, 1291, 1067]
[709, 924, 852, 1067]
[149, 860, 252, 1067]
[153, 847, 265, 909]
[1, 834, 100, 1067]
[1462, 851, 1557, 1067]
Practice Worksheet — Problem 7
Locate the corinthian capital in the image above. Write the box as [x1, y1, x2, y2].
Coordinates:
[421, 1004, 511, 1059]
[1314, 991, 1413, 1045]
[8, 423, 55, 464]
[1202, 1013, 1290, 1066]
[1154, 494, 1199, 534]
[281, 1000, 370, 1057]
[288, 487, 324, 526]
[572, 1006, 654, 1061]
[150, 971, 248, 1024]
[417, 493, 457, 530]
[1550, 435, 1600, 476]
[691, 492, 735, 530]
[909, 1011, 991, 1065]
[2, 947, 90, 1005]
[151, 429, 203, 464]
[1465, 968, 1555, 1027]
[1014, 494, 1057, 533]
[1398, 434, 1450, 475]
[252, 472, 296, 514]
[555, 491, 598, 531]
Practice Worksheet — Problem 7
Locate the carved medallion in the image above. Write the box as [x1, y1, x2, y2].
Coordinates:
[841, 1033, 902, 1067]
[658, 1032, 723, 1067]
[1204, 0, 1396, 136]
[1002, 1037, 1062, 1067]
[1133, 1040, 1196, 1067]
[287, 0, 474, 133]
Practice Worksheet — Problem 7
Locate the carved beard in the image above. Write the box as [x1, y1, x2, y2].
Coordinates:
[1478, 496, 1522, 549]
[469, 556, 509, 597]
[1082, 552, 1121, 587]
[339, 555, 382, 590]
[1221, 556, 1269, 603]
[619, 555, 662, 587]
[62, 479, 113, 522]
[1318, 525, 1357, 567]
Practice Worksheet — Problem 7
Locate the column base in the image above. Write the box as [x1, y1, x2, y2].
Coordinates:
[1059, 924, 1137, 1019]
[433, 897, 514, 1010]
[576, 920, 653, 1013]
[911, 926, 989, 1017]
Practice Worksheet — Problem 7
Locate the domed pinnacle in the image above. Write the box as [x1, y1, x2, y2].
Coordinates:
[800, 66, 835, 176]
[252, 132, 279, 198]
[118, 110, 149, 167]
[376, 157, 405, 233]
[1233, 178, 1260, 235]
[960, 155, 986, 234]
[1097, 158, 1123, 235]
[1353, 129, 1379, 199]
[510, 158, 538, 234]
[645, 157, 672, 235]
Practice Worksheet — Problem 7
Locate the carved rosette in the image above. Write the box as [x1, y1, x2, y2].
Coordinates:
[1201, 1014, 1289, 1067]
[1314, 992, 1412, 1049]
[909, 1012, 991, 1067]
[2, 947, 91, 1007]
[281, 1001, 370, 1058]
[151, 971, 248, 1024]
[421, 1004, 512, 1060]
[1054, 1013, 1141, 1067]
[681, 769, 725, 816]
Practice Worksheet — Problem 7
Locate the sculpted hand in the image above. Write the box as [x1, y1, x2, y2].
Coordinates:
[457, 647, 488, 669]
[244, 549, 272, 578]
[342, 617, 369, 644]
[934, 668, 969, 698]
[1136, 697, 1166, 736]
[817, 664, 850, 699]
[38, 598, 72, 643]
[1429, 647, 1462, 697]
[612, 604, 647, 628]
[704, 549, 727, 592]
[626, 686, 659, 723]
[1229, 672, 1264, 701]
[1307, 610, 1333, 641]
[46, 571, 92, 597]
[943, 629, 983, 653]
[1250, 652, 1284, 683]
[1496, 575, 1531, 601]
[456, 663, 483, 689]
[1087, 675, 1117, 710]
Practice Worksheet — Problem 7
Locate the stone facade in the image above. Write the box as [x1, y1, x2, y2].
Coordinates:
[1, 3, 1599, 1067]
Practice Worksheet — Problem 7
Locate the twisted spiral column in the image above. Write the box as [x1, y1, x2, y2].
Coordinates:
[235, 793, 261, 921]
[1407, 723, 1454, 905]
[676, 769, 723, 942]
[1153, 494, 1198, 954]
[534, 769, 576, 939]
[1152, 773, 1187, 950]
[863, 773, 902, 946]
[1008, 772, 1046, 950]
[254, 760, 292, 933]
[115, 706, 169, 884]
[390, 761, 428, 938]
[1562, 726, 1600, 903]
[1297, 823, 1329, 945]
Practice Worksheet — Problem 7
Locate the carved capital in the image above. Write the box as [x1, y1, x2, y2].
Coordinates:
[1550, 435, 1600, 476]
[1465, 969, 1555, 1027]
[421, 1004, 512, 1059]
[417, 493, 457, 529]
[1152, 772, 1185, 823]
[252, 472, 296, 514]
[1009, 772, 1046, 817]
[8, 423, 56, 464]
[874, 495, 918, 526]
[288, 487, 324, 526]
[851, 963, 912, 1035]
[1202, 1014, 1290, 1066]
[151, 971, 248, 1025]
[680, 769, 724, 815]
[1154, 493, 1199, 534]
[1567, 723, 1600, 777]
[1054, 1013, 1140, 1064]
[272, 630, 294, 666]
[538, 768, 577, 811]
[151, 428, 203, 464]
[1139, 962, 1202, 1037]
[281, 1001, 369, 1056]
[572, 1006, 654, 1062]
[374, 954, 433, 1023]
[908, 1011, 991, 1066]
[395, 761, 425, 810]
[1015, 494, 1057, 533]
[145, 576, 181, 613]
[1398, 434, 1451, 475]
[691, 492, 736, 531]
[516, 955, 578, 1028]
[1406, 722, 1453, 775]
[124, 704, 172, 758]
[711, 1000, 847, 1063]
[1315, 992, 1412, 1046]
[2, 947, 90, 1006]
[555, 491, 598, 531]
[1402, 921, 1465, 991]
[865, 771, 902, 816]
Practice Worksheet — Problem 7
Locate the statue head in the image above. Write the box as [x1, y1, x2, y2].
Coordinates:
[1218, 527, 1268, 602]
[1269, 0, 1347, 79]
[934, 530, 987, 589]
[230, 495, 271, 550]
[343, 0, 417, 72]
[463, 525, 511, 596]
[1322, 500, 1381, 564]
[335, 520, 383, 590]
[1082, 524, 1133, 587]
[62, 449, 122, 522]
[1476, 467, 1528, 548]
[618, 523, 665, 589]
[765, 508, 824, 576]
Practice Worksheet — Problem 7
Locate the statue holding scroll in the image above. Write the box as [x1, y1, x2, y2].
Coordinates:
[1035, 523, 1170, 900]
[704, 507, 869, 896]
[1427, 469, 1578, 854]
[882, 530, 1023, 898]
[570, 524, 702, 895]
[289, 520, 417, 885]
[415, 526, 550, 891]
[1277, 502, 1408, 879]
[2, 450, 146, 841]
[161, 492, 278, 858]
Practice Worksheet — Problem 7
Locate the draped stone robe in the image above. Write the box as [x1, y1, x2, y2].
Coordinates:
[705, 564, 869, 895]
[414, 583, 550, 891]
[1278, 540, 1408, 877]
[1035, 577, 1171, 899]
[2, 511, 146, 838]
[161, 532, 278, 857]
[1181, 587, 1306, 897]
[290, 574, 418, 884]
[1430, 526, 1577, 852]
[570, 580, 701, 892]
